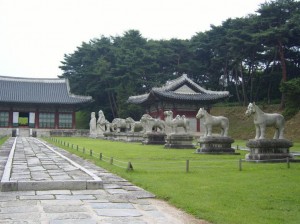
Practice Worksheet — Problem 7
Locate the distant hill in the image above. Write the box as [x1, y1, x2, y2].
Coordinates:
[210, 105, 300, 142]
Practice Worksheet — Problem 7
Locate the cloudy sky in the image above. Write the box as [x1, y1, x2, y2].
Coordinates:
[0, 0, 267, 78]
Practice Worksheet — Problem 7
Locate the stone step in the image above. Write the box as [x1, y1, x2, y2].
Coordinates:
[17, 128, 30, 137]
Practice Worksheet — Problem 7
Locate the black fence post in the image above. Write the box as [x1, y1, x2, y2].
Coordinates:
[186, 160, 189, 173]
[239, 159, 242, 171]
[127, 162, 134, 171]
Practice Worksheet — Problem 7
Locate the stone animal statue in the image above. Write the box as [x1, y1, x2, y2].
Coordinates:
[110, 118, 129, 133]
[102, 119, 112, 133]
[196, 108, 229, 137]
[125, 117, 145, 133]
[164, 111, 189, 133]
[140, 114, 165, 133]
[245, 102, 285, 139]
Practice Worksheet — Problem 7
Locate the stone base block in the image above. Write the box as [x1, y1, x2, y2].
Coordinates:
[126, 133, 144, 142]
[103, 132, 115, 140]
[164, 133, 195, 149]
[245, 139, 293, 161]
[142, 132, 166, 145]
[196, 136, 237, 154]
[104, 132, 144, 142]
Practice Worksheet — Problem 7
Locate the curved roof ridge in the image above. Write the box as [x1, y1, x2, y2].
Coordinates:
[0, 75, 64, 83]
[157, 74, 229, 95]
[127, 74, 229, 105]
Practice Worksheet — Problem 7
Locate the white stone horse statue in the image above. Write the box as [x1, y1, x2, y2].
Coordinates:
[140, 114, 165, 133]
[196, 108, 229, 137]
[164, 111, 189, 134]
[245, 102, 285, 139]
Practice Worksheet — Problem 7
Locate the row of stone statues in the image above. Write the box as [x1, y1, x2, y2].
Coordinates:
[89, 110, 192, 138]
[90, 103, 287, 140]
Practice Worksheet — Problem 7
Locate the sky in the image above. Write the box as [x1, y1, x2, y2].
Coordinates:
[0, 0, 268, 79]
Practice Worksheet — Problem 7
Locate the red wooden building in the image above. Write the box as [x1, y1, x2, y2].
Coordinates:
[127, 74, 229, 132]
[0, 76, 92, 135]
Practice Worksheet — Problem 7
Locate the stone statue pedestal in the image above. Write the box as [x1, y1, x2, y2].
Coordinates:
[143, 132, 166, 145]
[103, 132, 114, 140]
[196, 136, 237, 154]
[164, 133, 195, 149]
[104, 132, 144, 142]
[127, 132, 144, 142]
[89, 134, 97, 139]
[245, 139, 293, 161]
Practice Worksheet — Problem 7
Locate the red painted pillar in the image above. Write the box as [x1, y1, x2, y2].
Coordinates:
[8, 107, 13, 128]
[55, 109, 59, 129]
[72, 111, 76, 129]
[35, 108, 39, 128]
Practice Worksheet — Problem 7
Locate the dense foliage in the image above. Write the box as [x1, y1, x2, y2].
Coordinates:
[280, 78, 300, 118]
[60, 0, 300, 121]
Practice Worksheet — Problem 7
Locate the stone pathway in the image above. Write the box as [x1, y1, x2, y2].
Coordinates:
[0, 137, 206, 224]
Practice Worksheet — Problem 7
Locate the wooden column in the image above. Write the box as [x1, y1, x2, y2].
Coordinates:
[55, 109, 59, 129]
[35, 108, 39, 128]
[197, 119, 200, 132]
[72, 111, 76, 129]
[8, 106, 13, 128]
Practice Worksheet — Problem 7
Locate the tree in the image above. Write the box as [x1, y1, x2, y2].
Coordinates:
[280, 78, 300, 119]
[255, 0, 300, 108]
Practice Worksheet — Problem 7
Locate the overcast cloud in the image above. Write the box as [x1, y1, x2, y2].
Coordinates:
[0, 0, 267, 78]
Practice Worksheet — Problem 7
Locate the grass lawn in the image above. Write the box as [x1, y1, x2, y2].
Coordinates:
[45, 137, 300, 224]
[0, 136, 8, 146]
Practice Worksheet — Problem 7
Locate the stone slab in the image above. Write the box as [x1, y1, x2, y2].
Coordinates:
[1, 137, 103, 191]
[95, 209, 142, 217]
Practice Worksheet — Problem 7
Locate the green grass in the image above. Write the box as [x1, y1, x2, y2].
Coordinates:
[45, 137, 300, 224]
[0, 136, 8, 146]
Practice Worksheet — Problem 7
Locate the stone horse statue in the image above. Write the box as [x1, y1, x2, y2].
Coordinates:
[164, 111, 189, 133]
[140, 114, 165, 133]
[196, 108, 229, 137]
[245, 102, 285, 139]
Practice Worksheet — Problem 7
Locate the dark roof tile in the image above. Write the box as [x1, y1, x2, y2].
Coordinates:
[0, 76, 92, 105]
[127, 74, 229, 104]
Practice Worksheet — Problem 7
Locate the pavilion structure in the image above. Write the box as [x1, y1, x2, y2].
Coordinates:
[127, 74, 229, 132]
[0, 76, 92, 136]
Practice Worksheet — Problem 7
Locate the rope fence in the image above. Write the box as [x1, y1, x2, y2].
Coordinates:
[47, 137, 296, 172]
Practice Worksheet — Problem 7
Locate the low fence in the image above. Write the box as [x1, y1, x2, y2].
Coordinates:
[47, 137, 296, 172]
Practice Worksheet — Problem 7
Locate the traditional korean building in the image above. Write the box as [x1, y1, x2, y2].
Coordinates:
[0, 76, 92, 136]
[127, 74, 229, 132]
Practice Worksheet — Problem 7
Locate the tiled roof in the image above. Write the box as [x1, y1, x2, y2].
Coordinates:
[0, 76, 93, 105]
[127, 74, 229, 104]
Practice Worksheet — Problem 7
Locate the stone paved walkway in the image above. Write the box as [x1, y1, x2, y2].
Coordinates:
[0, 137, 206, 224]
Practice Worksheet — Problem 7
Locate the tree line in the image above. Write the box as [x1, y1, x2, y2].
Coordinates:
[60, 0, 300, 122]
